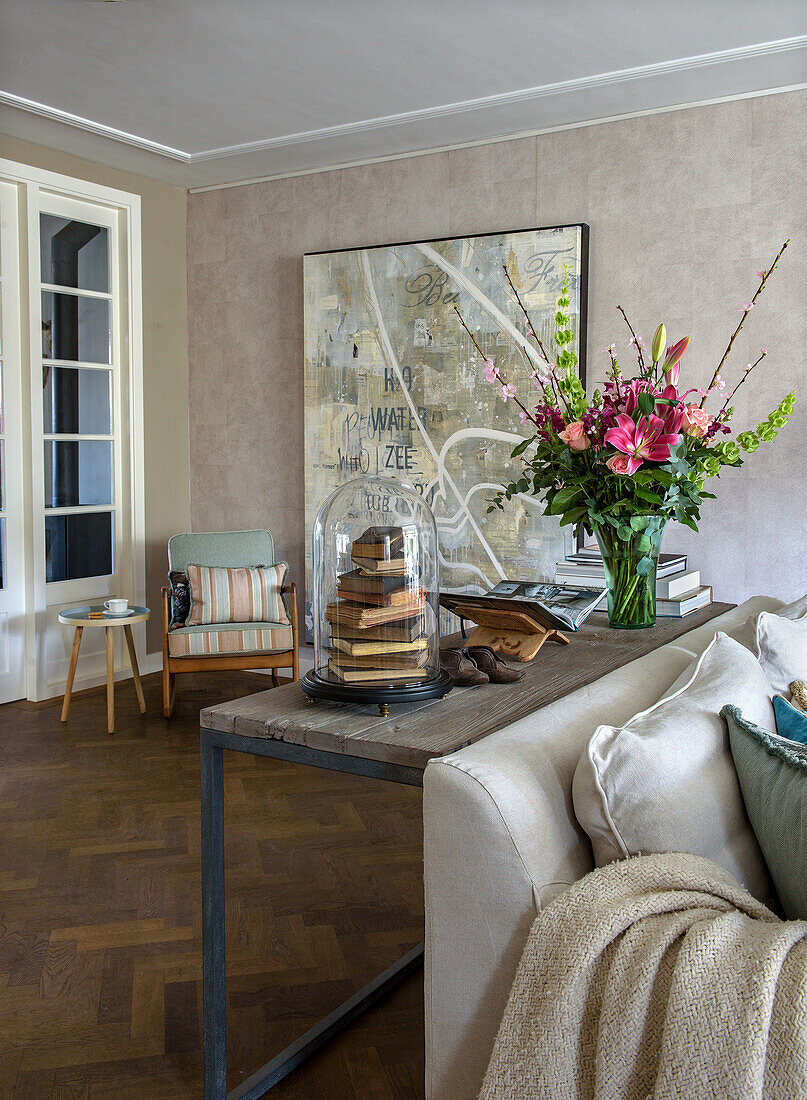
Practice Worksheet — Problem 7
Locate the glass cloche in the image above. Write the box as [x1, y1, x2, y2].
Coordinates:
[301, 476, 451, 714]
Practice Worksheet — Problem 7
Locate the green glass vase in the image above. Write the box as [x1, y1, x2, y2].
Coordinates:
[592, 515, 667, 629]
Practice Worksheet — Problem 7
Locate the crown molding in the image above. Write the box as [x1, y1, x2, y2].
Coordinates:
[186, 82, 807, 193]
[0, 89, 190, 162]
[1, 34, 805, 182]
[190, 35, 807, 163]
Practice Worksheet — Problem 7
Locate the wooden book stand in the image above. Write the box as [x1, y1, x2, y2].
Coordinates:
[451, 604, 570, 663]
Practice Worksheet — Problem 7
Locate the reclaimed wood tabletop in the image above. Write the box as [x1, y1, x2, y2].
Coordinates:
[200, 603, 734, 769]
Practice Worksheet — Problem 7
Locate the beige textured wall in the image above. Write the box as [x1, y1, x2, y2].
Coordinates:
[0, 134, 189, 651]
[187, 91, 807, 607]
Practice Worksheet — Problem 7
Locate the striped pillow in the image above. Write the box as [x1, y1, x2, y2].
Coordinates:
[186, 563, 290, 626]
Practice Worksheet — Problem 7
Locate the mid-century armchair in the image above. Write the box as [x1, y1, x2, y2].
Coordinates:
[161, 530, 299, 718]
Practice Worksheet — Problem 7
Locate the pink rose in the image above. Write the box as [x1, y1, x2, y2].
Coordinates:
[682, 405, 713, 439]
[558, 420, 590, 451]
[606, 453, 633, 475]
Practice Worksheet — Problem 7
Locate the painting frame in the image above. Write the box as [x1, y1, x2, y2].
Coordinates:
[303, 222, 590, 637]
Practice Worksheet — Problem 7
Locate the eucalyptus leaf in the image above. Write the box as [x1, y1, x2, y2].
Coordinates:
[635, 556, 654, 576]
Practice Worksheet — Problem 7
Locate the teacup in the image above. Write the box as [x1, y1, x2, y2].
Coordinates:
[104, 598, 129, 614]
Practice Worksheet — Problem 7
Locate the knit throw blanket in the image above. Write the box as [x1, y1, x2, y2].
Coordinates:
[481, 852, 807, 1100]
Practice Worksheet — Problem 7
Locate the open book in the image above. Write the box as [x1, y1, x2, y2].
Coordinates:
[441, 581, 607, 633]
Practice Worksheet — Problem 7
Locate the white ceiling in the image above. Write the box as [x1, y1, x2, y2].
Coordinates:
[1, 0, 805, 189]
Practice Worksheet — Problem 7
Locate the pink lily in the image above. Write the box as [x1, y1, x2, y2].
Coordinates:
[604, 413, 682, 475]
[655, 386, 686, 436]
[661, 336, 690, 385]
[619, 378, 652, 416]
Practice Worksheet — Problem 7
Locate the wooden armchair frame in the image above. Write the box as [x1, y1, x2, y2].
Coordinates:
[161, 581, 300, 718]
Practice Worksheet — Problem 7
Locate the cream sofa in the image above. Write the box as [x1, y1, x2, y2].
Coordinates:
[422, 596, 785, 1100]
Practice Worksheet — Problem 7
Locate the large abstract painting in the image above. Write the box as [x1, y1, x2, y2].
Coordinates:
[303, 223, 589, 636]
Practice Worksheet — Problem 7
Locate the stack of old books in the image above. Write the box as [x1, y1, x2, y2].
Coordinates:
[325, 525, 430, 684]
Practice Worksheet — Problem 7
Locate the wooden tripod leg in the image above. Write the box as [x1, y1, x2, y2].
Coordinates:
[124, 624, 146, 714]
[61, 626, 83, 723]
[105, 627, 115, 735]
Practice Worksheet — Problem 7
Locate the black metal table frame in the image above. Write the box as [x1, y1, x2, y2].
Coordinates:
[201, 725, 425, 1100]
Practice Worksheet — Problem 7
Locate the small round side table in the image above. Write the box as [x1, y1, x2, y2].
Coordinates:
[58, 605, 150, 734]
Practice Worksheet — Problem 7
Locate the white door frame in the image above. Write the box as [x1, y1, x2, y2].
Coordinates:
[0, 181, 28, 702]
[0, 158, 144, 701]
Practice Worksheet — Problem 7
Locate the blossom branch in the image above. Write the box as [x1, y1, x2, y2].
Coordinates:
[716, 350, 767, 420]
[616, 305, 646, 373]
[453, 305, 539, 427]
[701, 238, 790, 407]
[501, 263, 555, 365]
[498, 264, 578, 417]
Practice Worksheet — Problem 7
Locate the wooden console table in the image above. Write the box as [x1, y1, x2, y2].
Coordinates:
[199, 603, 732, 1098]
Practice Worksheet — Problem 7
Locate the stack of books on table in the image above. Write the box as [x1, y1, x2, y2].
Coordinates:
[325, 525, 431, 684]
[554, 546, 712, 618]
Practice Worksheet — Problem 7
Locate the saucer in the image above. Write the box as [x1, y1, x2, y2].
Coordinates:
[103, 608, 135, 617]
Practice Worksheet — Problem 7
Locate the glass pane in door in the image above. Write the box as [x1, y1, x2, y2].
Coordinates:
[40, 214, 110, 293]
[41, 292, 111, 363]
[44, 441, 113, 507]
[45, 511, 113, 582]
[43, 366, 111, 435]
[0, 518, 4, 589]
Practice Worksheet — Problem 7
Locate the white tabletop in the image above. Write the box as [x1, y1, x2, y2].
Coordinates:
[58, 604, 150, 627]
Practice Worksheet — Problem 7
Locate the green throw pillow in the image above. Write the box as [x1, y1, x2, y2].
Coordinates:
[722, 704, 807, 920]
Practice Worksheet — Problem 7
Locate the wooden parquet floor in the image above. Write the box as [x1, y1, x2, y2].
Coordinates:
[0, 672, 425, 1099]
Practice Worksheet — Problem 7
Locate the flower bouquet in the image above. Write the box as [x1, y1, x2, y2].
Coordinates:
[456, 241, 796, 628]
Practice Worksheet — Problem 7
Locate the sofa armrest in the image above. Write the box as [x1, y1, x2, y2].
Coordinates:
[423, 596, 786, 1100]
[424, 711, 595, 1100]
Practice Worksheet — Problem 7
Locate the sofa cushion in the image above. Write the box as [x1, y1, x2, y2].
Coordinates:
[756, 606, 807, 698]
[187, 563, 289, 626]
[572, 632, 774, 901]
[167, 621, 293, 656]
[724, 704, 807, 920]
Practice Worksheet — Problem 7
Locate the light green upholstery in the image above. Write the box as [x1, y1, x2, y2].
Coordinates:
[170, 621, 289, 634]
[168, 530, 291, 631]
[167, 620, 294, 657]
[163, 529, 297, 718]
[168, 530, 275, 574]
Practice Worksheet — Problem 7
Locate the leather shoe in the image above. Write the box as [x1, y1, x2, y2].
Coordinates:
[440, 648, 489, 686]
[464, 645, 525, 683]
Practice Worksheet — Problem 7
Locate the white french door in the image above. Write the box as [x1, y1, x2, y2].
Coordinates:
[0, 181, 27, 703]
[0, 160, 144, 702]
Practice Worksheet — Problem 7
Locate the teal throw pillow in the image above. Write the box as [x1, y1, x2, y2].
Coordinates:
[722, 704, 807, 920]
[773, 694, 807, 746]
